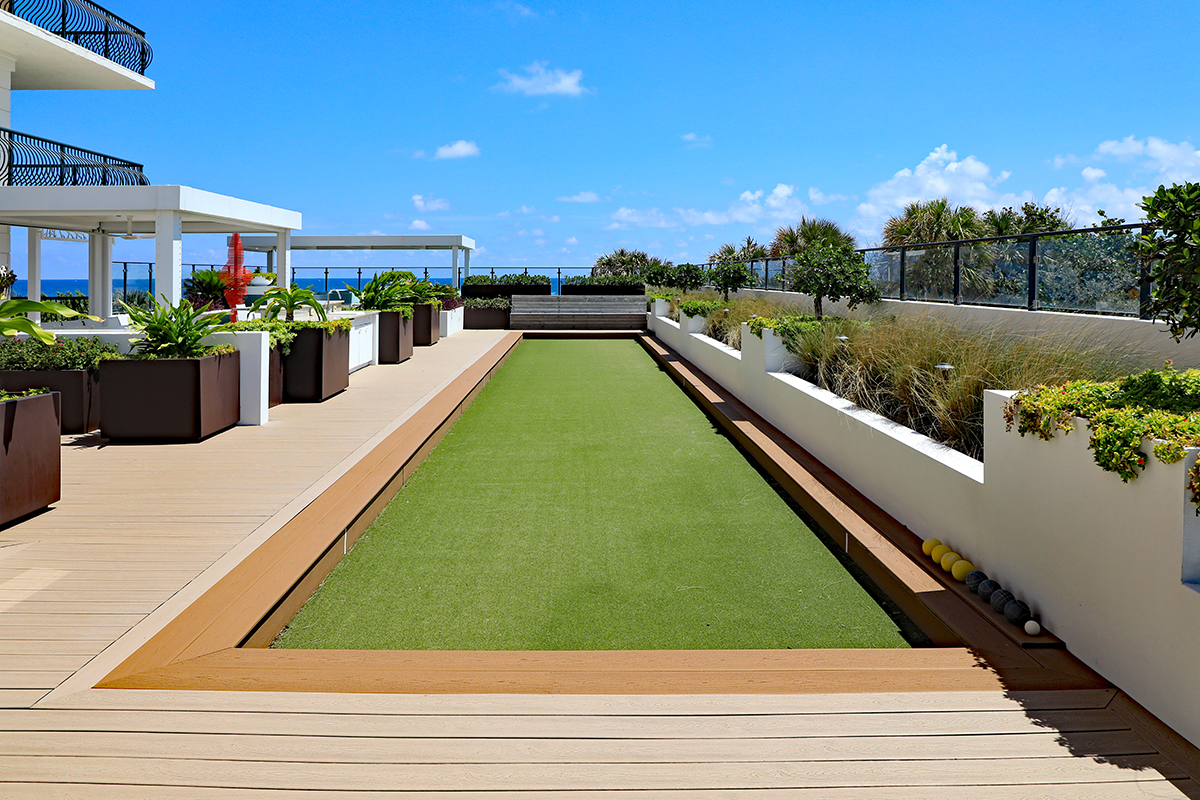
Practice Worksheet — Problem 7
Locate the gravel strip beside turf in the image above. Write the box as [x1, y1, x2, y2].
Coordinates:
[274, 339, 914, 650]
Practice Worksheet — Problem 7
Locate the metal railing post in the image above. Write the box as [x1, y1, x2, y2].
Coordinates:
[953, 242, 962, 305]
[1138, 226, 1153, 320]
[148, 261, 153, 298]
[323, 267, 329, 295]
[357, 267, 363, 294]
[1026, 236, 1039, 311]
[122, 262, 127, 299]
[899, 247, 907, 301]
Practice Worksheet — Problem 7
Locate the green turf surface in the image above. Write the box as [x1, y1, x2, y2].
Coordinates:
[273, 339, 916, 650]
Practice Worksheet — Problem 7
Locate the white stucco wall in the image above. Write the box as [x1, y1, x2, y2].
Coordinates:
[649, 311, 1200, 747]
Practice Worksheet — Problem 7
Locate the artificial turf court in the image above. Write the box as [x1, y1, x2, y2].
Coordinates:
[273, 338, 918, 651]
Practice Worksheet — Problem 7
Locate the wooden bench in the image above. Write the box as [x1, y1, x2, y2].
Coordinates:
[510, 294, 646, 330]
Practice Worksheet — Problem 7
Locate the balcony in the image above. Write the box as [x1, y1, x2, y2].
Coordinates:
[5, 0, 152, 75]
[0, 126, 147, 186]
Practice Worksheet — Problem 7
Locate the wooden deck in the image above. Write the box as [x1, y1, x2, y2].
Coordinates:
[0, 329, 1197, 797]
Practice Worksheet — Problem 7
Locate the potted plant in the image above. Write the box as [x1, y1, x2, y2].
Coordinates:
[463, 296, 511, 329]
[394, 280, 443, 346]
[0, 336, 122, 433]
[224, 319, 297, 407]
[353, 272, 414, 364]
[248, 287, 350, 402]
[0, 298, 98, 524]
[560, 275, 647, 295]
[100, 297, 240, 441]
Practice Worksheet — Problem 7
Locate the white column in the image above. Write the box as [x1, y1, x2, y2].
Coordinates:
[451, 246, 459, 289]
[463, 248, 470, 281]
[276, 231, 291, 288]
[154, 210, 183, 306]
[98, 234, 113, 318]
[87, 232, 101, 316]
[26, 228, 41, 323]
[0, 52, 14, 284]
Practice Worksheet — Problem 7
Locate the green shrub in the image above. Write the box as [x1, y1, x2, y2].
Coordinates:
[562, 275, 645, 287]
[498, 273, 551, 285]
[183, 268, 228, 310]
[226, 319, 299, 355]
[464, 297, 511, 309]
[709, 261, 753, 300]
[0, 387, 51, 401]
[124, 296, 231, 359]
[289, 319, 352, 335]
[787, 243, 881, 320]
[0, 336, 122, 370]
[671, 263, 709, 292]
[679, 300, 723, 318]
[1135, 182, 1200, 340]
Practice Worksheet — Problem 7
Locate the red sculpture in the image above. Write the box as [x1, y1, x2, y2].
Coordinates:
[220, 233, 251, 321]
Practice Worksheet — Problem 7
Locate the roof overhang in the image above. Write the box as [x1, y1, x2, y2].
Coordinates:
[0, 14, 152, 90]
[238, 234, 474, 252]
[0, 185, 301, 234]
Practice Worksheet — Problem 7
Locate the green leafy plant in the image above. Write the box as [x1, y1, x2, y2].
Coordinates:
[226, 319, 300, 355]
[498, 273, 551, 286]
[289, 319, 352, 335]
[1005, 363, 1200, 506]
[709, 260, 753, 300]
[2, 298, 99, 344]
[788, 243, 882, 320]
[0, 387, 50, 401]
[247, 285, 328, 323]
[183, 268, 229, 310]
[392, 280, 444, 309]
[123, 295, 231, 359]
[592, 247, 651, 277]
[678, 299, 723, 318]
[1135, 182, 1200, 340]
[641, 258, 675, 287]
[354, 272, 415, 313]
[561, 275, 645, 287]
[0, 336, 122, 370]
[428, 282, 460, 300]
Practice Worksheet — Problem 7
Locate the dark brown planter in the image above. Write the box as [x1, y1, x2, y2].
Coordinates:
[560, 284, 646, 295]
[99, 351, 240, 442]
[413, 304, 440, 346]
[282, 327, 350, 402]
[464, 307, 510, 329]
[0, 369, 98, 433]
[268, 346, 283, 408]
[0, 391, 61, 526]
[462, 283, 551, 299]
[378, 311, 414, 363]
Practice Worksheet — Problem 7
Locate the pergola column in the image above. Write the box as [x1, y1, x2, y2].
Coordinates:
[463, 248, 470, 281]
[451, 246, 460, 289]
[26, 227, 40, 323]
[87, 232, 113, 318]
[154, 209, 183, 306]
[276, 230, 291, 288]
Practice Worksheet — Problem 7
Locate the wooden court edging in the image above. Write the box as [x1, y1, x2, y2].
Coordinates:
[97, 332, 523, 687]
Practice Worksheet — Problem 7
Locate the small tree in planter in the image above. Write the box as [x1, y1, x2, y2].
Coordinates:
[101, 297, 239, 441]
[788, 243, 882, 320]
[710, 261, 753, 301]
[247, 285, 327, 323]
[671, 263, 708, 293]
[1135, 181, 1200, 340]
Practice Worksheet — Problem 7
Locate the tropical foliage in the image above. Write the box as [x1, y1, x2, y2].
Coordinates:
[1, 298, 99, 344]
[771, 218, 856, 256]
[354, 271, 415, 312]
[0, 336, 121, 370]
[183, 268, 229, 310]
[248, 286, 328, 323]
[123, 296, 231, 359]
[787, 243, 881, 319]
[709, 260, 753, 300]
[1135, 181, 1200, 340]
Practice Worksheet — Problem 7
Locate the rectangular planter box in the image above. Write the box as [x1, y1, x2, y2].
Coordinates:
[413, 304, 440, 347]
[464, 307, 510, 329]
[560, 285, 646, 296]
[99, 352, 241, 442]
[377, 311, 414, 364]
[269, 346, 283, 408]
[462, 284, 551, 299]
[439, 306, 464, 338]
[282, 327, 350, 403]
[0, 391, 61, 526]
[0, 369, 98, 434]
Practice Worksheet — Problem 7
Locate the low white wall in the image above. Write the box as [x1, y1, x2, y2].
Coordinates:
[649, 310, 1200, 747]
[341, 312, 379, 373]
[736, 288, 1200, 368]
[440, 306, 464, 339]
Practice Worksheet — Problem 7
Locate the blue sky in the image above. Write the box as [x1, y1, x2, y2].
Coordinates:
[13, 0, 1200, 278]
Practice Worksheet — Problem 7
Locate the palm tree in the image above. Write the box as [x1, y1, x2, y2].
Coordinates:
[592, 248, 650, 277]
[882, 198, 984, 247]
[772, 218, 856, 257]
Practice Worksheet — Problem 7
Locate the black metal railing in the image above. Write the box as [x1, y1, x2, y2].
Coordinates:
[5, 0, 152, 74]
[705, 223, 1150, 319]
[0, 126, 148, 186]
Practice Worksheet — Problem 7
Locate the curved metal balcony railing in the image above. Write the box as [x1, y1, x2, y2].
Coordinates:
[0, 126, 148, 186]
[5, 0, 152, 75]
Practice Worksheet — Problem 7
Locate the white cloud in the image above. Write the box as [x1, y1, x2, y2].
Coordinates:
[411, 149, 426, 159]
[412, 194, 450, 212]
[531, 228, 545, 237]
[682, 132, 712, 147]
[607, 207, 675, 230]
[852, 144, 1031, 236]
[1094, 136, 1200, 183]
[542, 215, 560, 223]
[1051, 154, 1078, 169]
[434, 140, 480, 159]
[1043, 182, 1147, 225]
[558, 190, 603, 203]
[1081, 167, 1107, 183]
[808, 186, 848, 205]
[677, 183, 807, 226]
[518, 204, 536, 213]
[495, 62, 587, 96]
[496, 1, 536, 17]
[409, 220, 431, 231]
[565, 236, 578, 245]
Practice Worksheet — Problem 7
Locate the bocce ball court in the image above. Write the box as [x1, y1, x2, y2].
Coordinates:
[95, 333, 1102, 696]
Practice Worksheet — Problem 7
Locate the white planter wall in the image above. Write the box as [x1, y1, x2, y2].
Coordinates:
[440, 306, 464, 338]
[650, 311, 1200, 747]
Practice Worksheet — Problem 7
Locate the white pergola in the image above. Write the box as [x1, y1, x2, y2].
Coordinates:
[0, 185, 301, 318]
[238, 234, 476, 289]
